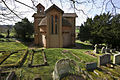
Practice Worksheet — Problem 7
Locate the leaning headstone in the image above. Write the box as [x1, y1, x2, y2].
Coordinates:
[85, 62, 97, 70]
[98, 54, 111, 67]
[93, 44, 99, 54]
[113, 53, 120, 64]
[101, 47, 106, 53]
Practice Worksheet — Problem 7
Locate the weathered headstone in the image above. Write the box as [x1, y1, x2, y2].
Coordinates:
[98, 54, 111, 67]
[85, 62, 97, 70]
[101, 47, 106, 53]
[53, 59, 80, 80]
[113, 53, 120, 64]
[93, 44, 99, 54]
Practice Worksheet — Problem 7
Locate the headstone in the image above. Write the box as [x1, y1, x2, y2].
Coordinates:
[112, 49, 116, 53]
[110, 49, 116, 53]
[113, 53, 120, 64]
[85, 62, 97, 70]
[98, 54, 111, 67]
[53, 59, 79, 80]
[93, 44, 99, 54]
[101, 47, 106, 53]
[105, 46, 111, 53]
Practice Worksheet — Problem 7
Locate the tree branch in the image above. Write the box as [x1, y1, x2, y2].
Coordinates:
[31, 0, 36, 7]
[14, 0, 35, 10]
[1, 0, 21, 19]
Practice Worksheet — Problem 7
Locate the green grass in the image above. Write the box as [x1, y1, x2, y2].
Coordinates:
[76, 29, 79, 33]
[26, 48, 96, 79]
[7, 47, 97, 80]
[0, 40, 98, 80]
[0, 38, 16, 42]
[3, 40, 118, 80]
[2, 51, 23, 64]
[75, 40, 93, 50]
[0, 42, 27, 51]
[32, 52, 44, 65]
[71, 49, 97, 62]
[1, 32, 15, 37]
[0, 53, 4, 58]
[0, 52, 11, 64]
[89, 69, 112, 79]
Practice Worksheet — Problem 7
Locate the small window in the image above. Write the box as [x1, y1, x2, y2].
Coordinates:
[40, 7, 42, 12]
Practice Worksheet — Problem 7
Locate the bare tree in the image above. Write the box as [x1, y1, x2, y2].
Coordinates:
[0, 0, 120, 24]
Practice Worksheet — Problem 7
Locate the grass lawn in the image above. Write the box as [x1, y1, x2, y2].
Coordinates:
[0, 39, 101, 80]
[1, 32, 15, 37]
[32, 52, 44, 65]
[0, 42, 27, 51]
[76, 29, 79, 33]
[2, 51, 24, 65]
[0, 52, 11, 64]
[1, 39, 120, 79]
[12, 47, 97, 80]
[0, 53, 4, 58]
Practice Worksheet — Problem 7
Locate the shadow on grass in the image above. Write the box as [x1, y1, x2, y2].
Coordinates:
[74, 42, 94, 50]
[16, 38, 93, 50]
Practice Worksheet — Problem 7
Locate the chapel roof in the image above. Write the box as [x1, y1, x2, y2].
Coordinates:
[39, 17, 47, 26]
[45, 4, 64, 14]
[63, 13, 78, 17]
[36, 3, 45, 9]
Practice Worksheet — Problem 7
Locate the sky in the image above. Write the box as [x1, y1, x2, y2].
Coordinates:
[1, 0, 120, 26]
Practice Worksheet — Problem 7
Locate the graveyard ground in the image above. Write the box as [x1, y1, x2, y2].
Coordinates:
[0, 39, 120, 80]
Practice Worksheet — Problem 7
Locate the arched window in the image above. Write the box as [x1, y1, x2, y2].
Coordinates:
[40, 7, 42, 12]
[55, 15, 58, 34]
[51, 15, 54, 34]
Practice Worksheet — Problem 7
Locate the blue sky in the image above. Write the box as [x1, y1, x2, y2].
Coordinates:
[1, 0, 120, 26]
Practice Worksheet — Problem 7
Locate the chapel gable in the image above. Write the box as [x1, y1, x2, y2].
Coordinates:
[36, 3, 45, 14]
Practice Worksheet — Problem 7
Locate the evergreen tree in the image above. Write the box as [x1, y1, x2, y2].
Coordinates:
[14, 18, 34, 41]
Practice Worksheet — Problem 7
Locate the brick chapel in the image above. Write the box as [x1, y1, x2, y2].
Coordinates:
[32, 3, 77, 48]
